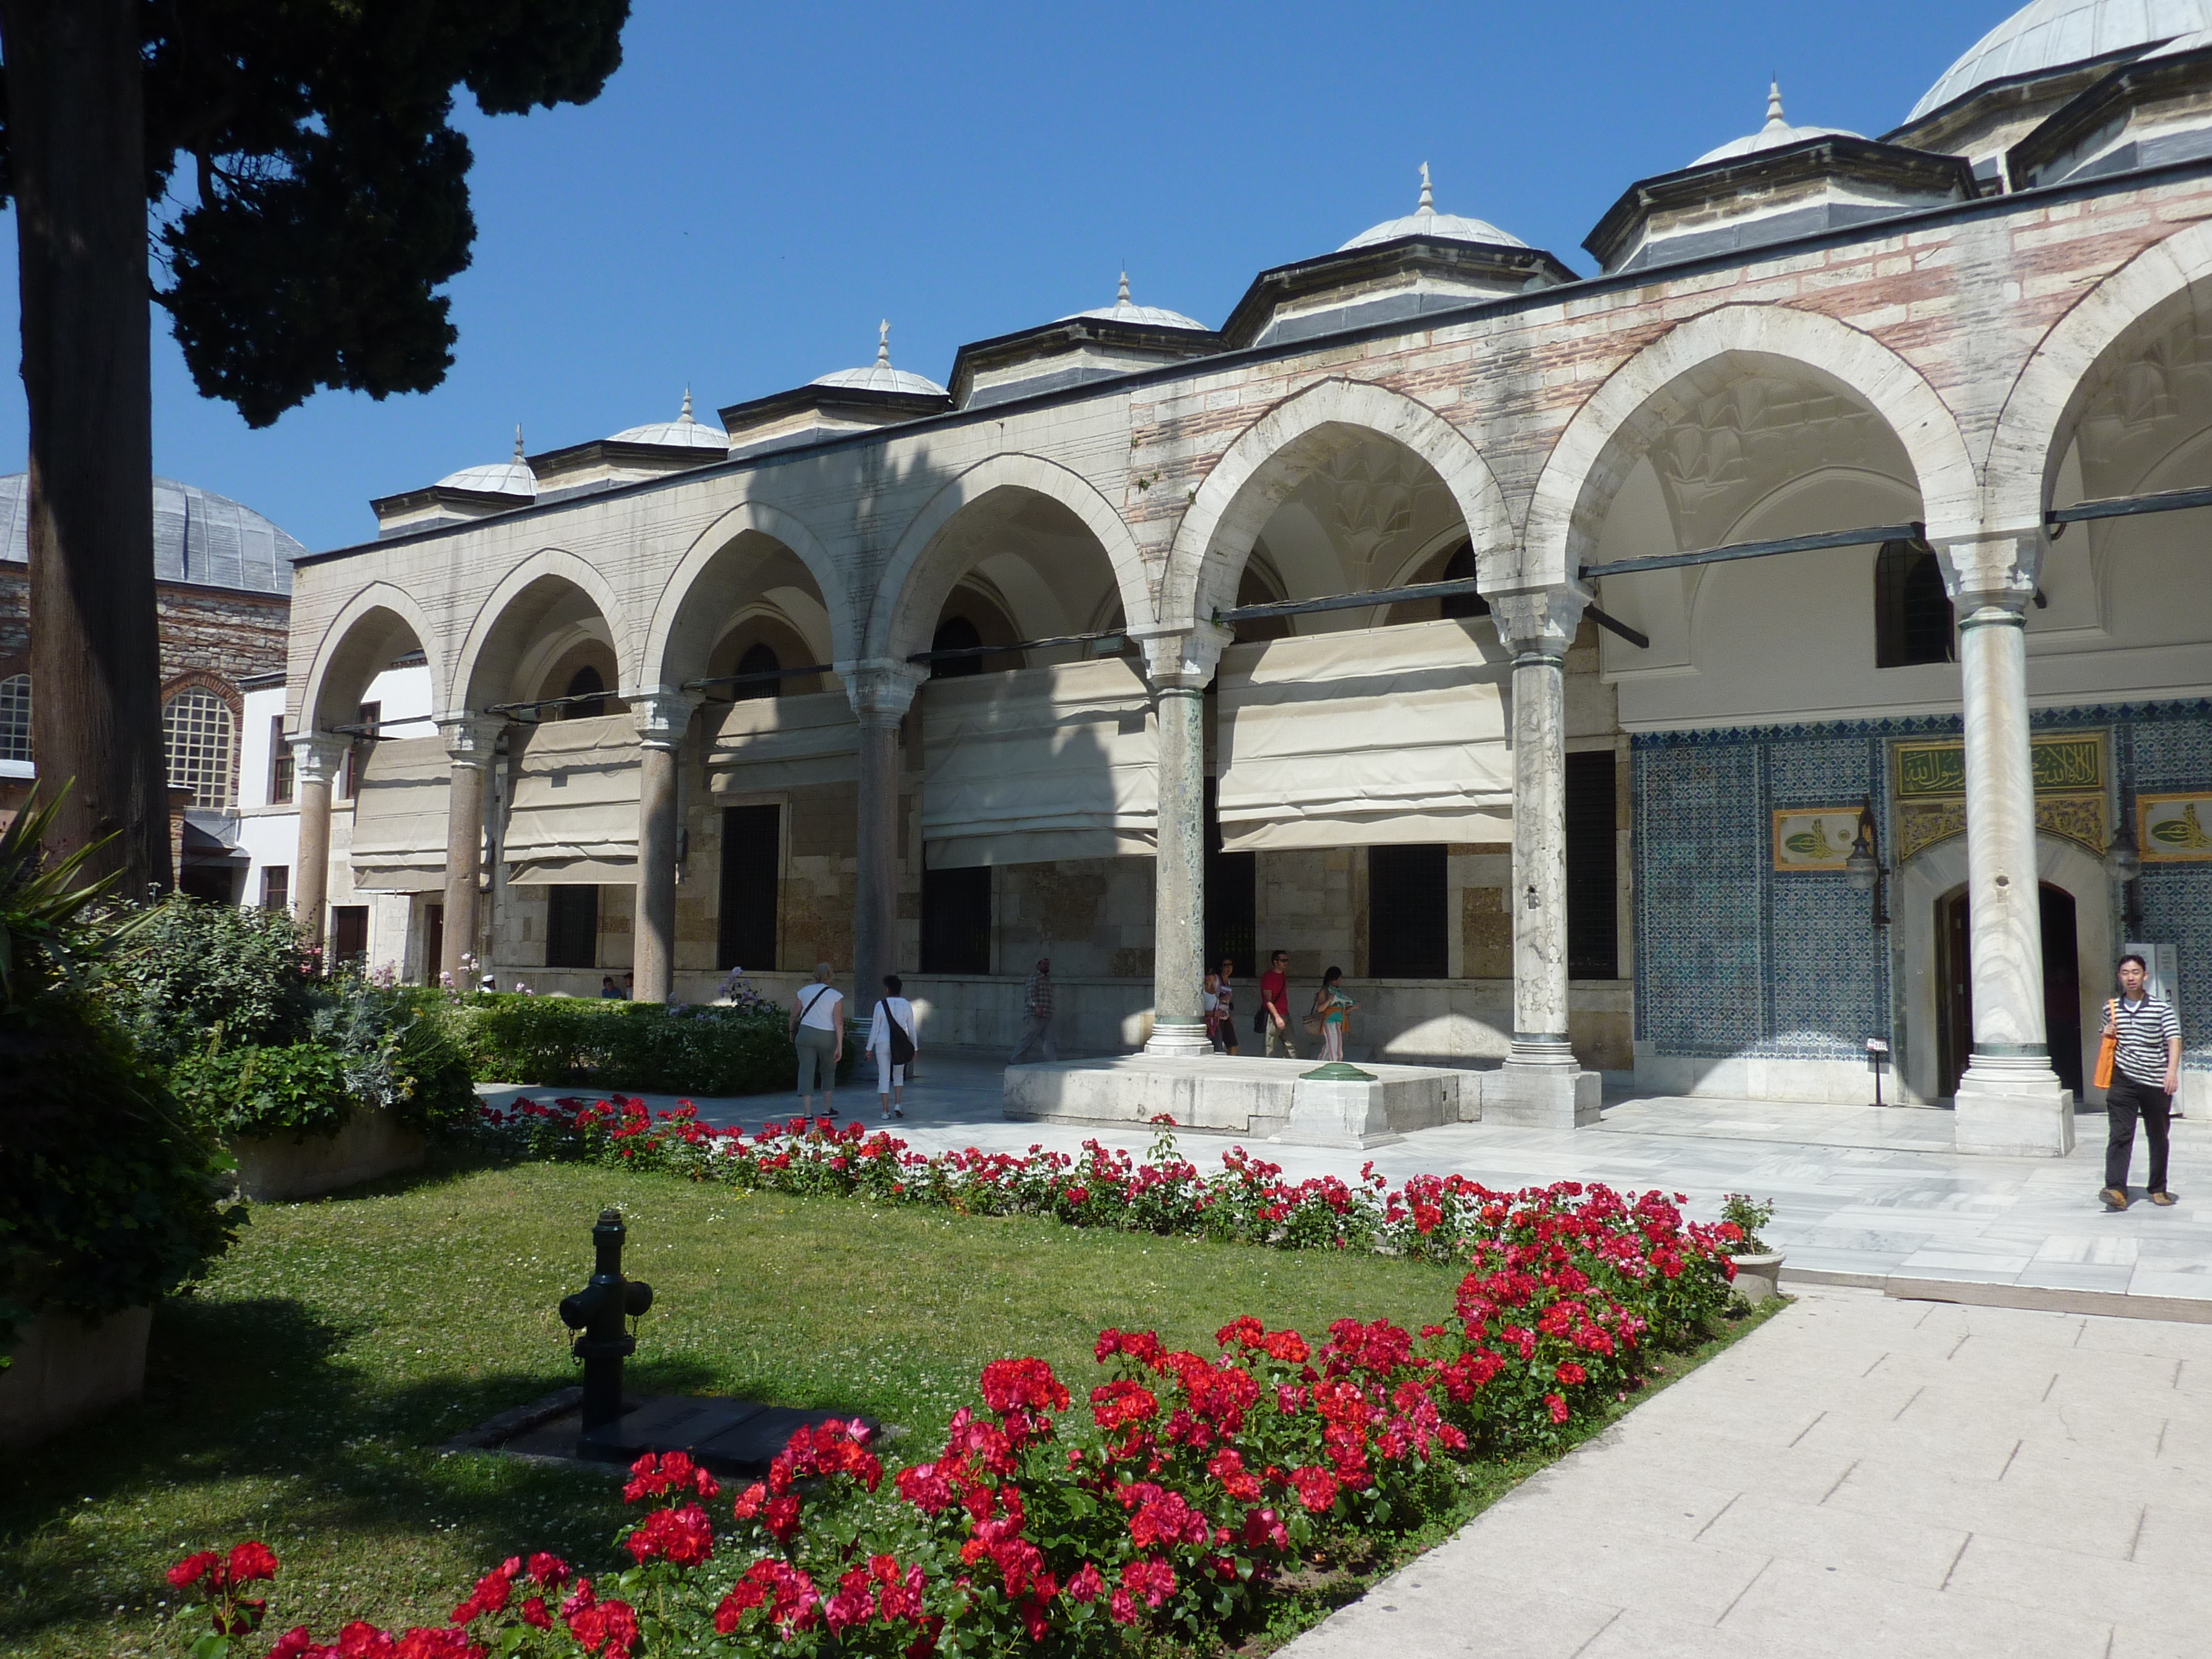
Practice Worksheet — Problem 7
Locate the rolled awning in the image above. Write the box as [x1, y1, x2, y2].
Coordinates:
[503, 714, 640, 885]
[923, 657, 1156, 869]
[1216, 617, 1512, 850]
[704, 689, 859, 793]
[347, 736, 451, 893]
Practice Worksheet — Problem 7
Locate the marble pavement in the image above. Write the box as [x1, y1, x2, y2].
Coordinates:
[483, 1053, 2212, 1319]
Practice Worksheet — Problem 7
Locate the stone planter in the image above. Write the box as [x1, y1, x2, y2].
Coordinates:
[1730, 1251, 1787, 1305]
[230, 1107, 425, 1202]
[0, 1305, 153, 1447]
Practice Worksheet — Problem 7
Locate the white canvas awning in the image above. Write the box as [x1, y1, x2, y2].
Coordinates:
[923, 657, 1156, 869]
[347, 736, 451, 893]
[1216, 617, 1512, 850]
[704, 689, 858, 793]
[503, 714, 641, 885]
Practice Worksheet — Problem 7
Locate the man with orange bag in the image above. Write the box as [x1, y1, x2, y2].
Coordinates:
[2100, 953, 2182, 1210]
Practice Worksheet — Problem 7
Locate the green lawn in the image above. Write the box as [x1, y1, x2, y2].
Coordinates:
[1, 1152, 1475, 1657]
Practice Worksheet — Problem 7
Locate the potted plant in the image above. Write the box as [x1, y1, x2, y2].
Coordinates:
[1721, 1193, 1785, 1304]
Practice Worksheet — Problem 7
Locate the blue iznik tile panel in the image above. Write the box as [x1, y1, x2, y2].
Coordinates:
[1631, 701, 2212, 1067]
[1635, 742, 1765, 1055]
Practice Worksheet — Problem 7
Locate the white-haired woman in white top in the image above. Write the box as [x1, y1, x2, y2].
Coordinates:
[868, 974, 918, 1119]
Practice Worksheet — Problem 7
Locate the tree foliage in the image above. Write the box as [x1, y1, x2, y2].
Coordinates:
[0, 0, 632, 427]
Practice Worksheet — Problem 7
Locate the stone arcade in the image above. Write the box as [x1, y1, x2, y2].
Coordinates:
[286, 2, 2212, 1151]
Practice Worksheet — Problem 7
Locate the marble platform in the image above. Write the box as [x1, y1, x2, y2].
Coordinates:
[1002, 1053, 1464, 1148]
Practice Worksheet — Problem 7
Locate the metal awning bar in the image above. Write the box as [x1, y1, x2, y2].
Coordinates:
[1216, 575, 1486, 624]
[330, 714, 440, 736]
[683, 662, 836, 692]
[485, 689, 625, 717]
[1584, 605, 1651, 650]
[1580, 523, 1925, 581]
[907, 628, 1127, 664]
[2048, 484, 2212, 530]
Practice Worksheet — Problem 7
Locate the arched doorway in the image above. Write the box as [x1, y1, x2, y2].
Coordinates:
[1935, 882, 2085, 1098]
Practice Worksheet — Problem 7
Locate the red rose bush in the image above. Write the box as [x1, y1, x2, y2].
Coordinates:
[168, 1177, 1747, 1655]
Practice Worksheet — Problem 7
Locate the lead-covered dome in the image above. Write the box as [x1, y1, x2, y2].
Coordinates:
[1694, 82, 1863, 165]
[811, 321, 948, 397]
[1910, 0, 2212, 120]
[1338, 164, 1527, 250]
[1059, 272, 1208, 331]
[1, 473, 302, 592]
[437, 428, 537, 498]
[611, 389, 727, 450]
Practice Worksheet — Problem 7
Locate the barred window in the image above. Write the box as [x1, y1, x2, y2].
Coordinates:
[0, 673, 30, 763]
[163, 685, 235, 808]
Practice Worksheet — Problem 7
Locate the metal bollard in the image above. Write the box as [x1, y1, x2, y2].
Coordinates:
[558, 1207, 655, 1432]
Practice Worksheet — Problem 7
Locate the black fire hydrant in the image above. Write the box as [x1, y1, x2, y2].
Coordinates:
[558, 1207, 654, 1432]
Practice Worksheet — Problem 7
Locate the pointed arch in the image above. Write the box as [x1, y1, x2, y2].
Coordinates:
[865, 452, 1150, 663]
[1986, 219, 2212, 534]
[642, 498, 854, 689]
[299, 581, 445, 733]
[1522, 304, 1979, 590]
[452, 548, 635, 712]
[1164, 377, 1512, 625]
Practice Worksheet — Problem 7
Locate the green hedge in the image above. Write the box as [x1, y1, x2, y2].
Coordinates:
[444, 993, 860, 1096]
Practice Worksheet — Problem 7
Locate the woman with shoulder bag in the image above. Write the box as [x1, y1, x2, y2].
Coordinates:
[1309, 967, 1357, 1062]
[869, 973, 918, 1119]
[788, 962, 843, 1117]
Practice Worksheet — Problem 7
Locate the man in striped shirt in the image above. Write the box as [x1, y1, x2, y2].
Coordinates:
[2102, 953, 2183, 1211]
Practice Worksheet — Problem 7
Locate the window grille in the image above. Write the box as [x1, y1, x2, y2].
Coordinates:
[545, 885, 600, 969]
[0, 673, 30, 763]
[563, 666, 607, 719]
[1566, 751, 1620, 980]
[163, 685, 235, 808]
[930, 615, 984, 680]
[921, 865, 992, 973]
[733, 642, 781, 702]
[1875, 541, 1955, 668]
[717, 804, 782, 970]
[1368, 844, 1449, 978]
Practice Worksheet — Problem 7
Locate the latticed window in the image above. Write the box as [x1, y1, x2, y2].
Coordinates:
[0, 673, 30, 764]
[163, 685, 235, 808]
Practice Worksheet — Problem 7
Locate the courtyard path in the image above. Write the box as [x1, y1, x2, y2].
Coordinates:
[1284, 1287, 2212, 1659]
[483, 1052, 2212, 1318]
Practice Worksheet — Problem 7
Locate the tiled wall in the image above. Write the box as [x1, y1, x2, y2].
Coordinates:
[1634, 699, 2212, 1069]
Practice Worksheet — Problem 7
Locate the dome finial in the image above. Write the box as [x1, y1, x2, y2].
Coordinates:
[1117, 269, 1131, 306]
[1418, 160, 1433, 214]
[680, 386, 694, 423]
[877, 319, 891, 365]
[513, 424, 525, 461]
[1766, 78, 1786, 127]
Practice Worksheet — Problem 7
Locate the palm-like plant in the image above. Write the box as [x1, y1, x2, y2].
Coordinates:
[0, 786, 125, 1006]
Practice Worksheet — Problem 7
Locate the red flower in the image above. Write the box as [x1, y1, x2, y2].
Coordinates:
[567, 1597, 640, 1658]
[623, 1450, 721, 1506]
[1090, 1378, 1159, 1430]
[226, 1541, 280, 1583]
[1554, 1360, 1587, 1387]
[526, 1552, 569, 1587]
[1544, 1392, 1570, 1425]
[1121, 1558, 1178, 1609]
[1290, 1466, 1341, 1512]
[167, 1551, 220, 1590]
[625, 1501, 716, 1567]
[763, 1492, 802, 1543]
[1067, 1561, 1106, 1603]
[518, 1598, 552, 1631]
[1108, 1587, 1139, 1625]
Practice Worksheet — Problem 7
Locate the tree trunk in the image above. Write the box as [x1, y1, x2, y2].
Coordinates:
[1, 0, 169, 896]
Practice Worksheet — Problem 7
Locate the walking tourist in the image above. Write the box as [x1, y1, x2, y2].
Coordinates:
[869, 973, 917, 1119]
[1258, 950, 1296, 1059]
[789, 961, 843, 1117]
[2102, 952, 2182, 1209]
[1310, 967, 1356, 1063]
[1010, 957, 1057, 1062]
[1213, 957, 1242, 1054]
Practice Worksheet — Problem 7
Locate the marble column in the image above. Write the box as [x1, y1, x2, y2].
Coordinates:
[437, 715, 504, 988]
[1947, 537, 2074, 1155]
[847, 664, 924, 1023]
[288, 736, 346, 960]
[631, 691, 700, 1005]
[1486, 587, 1601, 1125]
[1142, 626, 1230, 1057]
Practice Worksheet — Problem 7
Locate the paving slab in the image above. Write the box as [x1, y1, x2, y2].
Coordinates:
[1278, 1288, 2212, 1659]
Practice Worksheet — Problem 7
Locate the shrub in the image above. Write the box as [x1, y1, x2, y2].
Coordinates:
[1719, 1192, 1775, 1255]
[310, 977, 478, 1134]
[0, 794, 243, 1362]
[451, 994, 860, 1095]
[169, 1043, 357, 1140]
[102, 897, 320, 1064]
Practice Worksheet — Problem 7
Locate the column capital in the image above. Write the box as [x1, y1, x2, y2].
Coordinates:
[436, 712, 508, 766]
[837, 659, 928, 725]
[1933, 529, 2042, 612]
[629, 688, 703, 750]
[1488, 583, 1590, 662]
[1133, 621, 1232, 690]
[288, 732, 349, 785]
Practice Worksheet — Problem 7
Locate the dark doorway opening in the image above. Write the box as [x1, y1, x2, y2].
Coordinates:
[545, 885, 599, 969]
[1369, 844, 1449, 979]
[329, 905, 369, 968]
[422, 903, 444, 985]
[718, 803, 782, 970]
[922, 865, 993, 974]
[1202, 779, 1255, 979]
[1934, 882, 2083, 1098]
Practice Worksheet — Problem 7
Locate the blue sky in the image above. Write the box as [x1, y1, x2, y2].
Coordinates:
[0, 1, 2006, 552]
